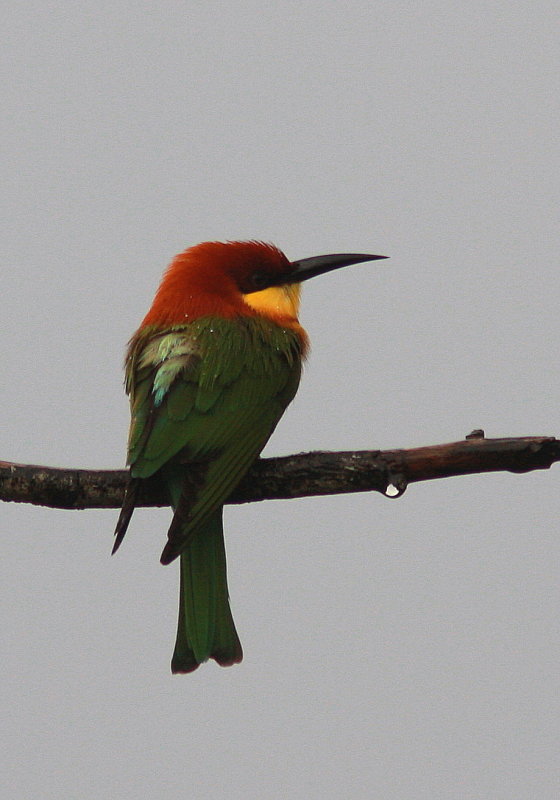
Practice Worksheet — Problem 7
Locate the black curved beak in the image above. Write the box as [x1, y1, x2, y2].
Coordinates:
[283, 252, 388, 285]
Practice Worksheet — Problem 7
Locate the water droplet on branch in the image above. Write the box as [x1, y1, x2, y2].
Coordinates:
[383, 470, 407, 498]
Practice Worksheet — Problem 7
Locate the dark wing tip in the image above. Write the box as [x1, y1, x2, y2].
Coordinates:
[112, 477, 140, 555]
[160, 543, 179, 565]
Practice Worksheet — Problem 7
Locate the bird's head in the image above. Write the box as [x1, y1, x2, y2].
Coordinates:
[190, 240, 386, 293]
[141, 240, 386, 327]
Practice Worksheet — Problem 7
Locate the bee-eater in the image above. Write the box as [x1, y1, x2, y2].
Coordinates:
[113, 241, 385, 672]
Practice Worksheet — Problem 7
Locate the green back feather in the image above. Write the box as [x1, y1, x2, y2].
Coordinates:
[126, 316, 302, 482]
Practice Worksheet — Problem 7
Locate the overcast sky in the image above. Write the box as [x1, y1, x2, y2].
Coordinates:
[2, 2, 559, 798]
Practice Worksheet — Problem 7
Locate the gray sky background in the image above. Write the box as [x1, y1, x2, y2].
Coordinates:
[2, 2, 559, 798]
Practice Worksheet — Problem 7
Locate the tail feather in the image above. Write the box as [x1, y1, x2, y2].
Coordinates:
[171, 508, 242, 673]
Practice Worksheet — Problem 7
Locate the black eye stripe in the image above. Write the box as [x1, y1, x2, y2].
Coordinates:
[252, 271, 269, 289]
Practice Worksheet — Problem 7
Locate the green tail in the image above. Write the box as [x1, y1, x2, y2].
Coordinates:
[171, 508, 242, 673]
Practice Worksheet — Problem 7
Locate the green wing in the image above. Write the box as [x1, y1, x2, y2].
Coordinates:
[126, 316, 302, 563]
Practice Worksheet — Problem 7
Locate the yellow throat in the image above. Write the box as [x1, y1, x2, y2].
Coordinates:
[243, 283, 302, 322]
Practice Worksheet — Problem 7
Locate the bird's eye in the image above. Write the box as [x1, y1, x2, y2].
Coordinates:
[251, 271, 269, 290]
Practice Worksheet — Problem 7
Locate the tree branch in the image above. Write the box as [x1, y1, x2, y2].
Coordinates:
[1, 432, 559, 511]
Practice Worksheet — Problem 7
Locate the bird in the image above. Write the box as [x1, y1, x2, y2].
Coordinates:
[113, 240, 386, 672]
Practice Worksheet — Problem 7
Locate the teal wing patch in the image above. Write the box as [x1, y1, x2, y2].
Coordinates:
[125, 328, 201, 472]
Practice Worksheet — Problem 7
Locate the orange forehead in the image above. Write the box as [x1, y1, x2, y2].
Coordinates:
[186, 240, 290, 278]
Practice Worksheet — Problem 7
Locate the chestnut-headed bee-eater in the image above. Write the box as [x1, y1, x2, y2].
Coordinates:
[113, 241, 385, 672]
